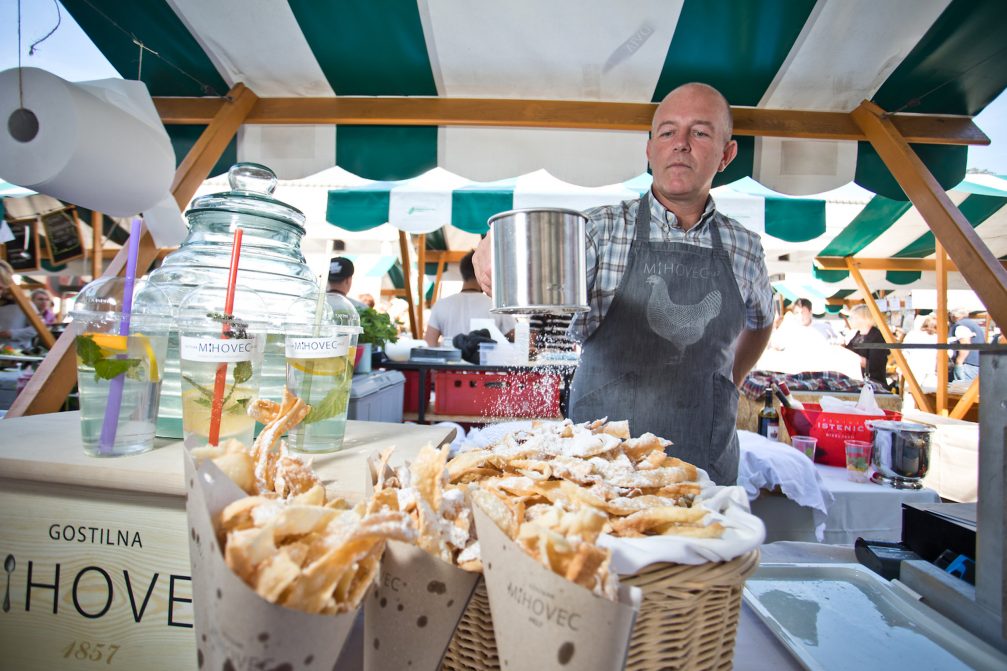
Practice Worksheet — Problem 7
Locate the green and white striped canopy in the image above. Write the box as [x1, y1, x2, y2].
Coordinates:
[325, 168, 1005, 293]
[62, 0, 1006, 196]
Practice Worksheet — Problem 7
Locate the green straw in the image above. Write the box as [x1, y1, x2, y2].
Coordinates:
[295, 280, 328, 451]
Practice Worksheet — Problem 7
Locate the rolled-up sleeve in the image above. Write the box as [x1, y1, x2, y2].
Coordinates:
[745, 237, 774, 331]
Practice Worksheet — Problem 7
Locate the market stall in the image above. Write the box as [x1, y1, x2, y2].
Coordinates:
[2, 1, 1007, 667]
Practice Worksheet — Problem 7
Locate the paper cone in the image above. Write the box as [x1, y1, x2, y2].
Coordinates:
[184, 454, 358, 670]
[364, 540, 481, 671]
[473, 506, 641, 671]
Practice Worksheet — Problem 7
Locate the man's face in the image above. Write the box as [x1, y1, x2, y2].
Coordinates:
[32, 294, 47, 311]
[646, 85, 737, 207]
[798, 306, 812, 326]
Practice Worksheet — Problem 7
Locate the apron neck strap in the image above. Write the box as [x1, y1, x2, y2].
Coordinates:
[637, 192, 723, 249]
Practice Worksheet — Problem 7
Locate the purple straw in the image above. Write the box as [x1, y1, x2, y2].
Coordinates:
[97, 218, 142, 455]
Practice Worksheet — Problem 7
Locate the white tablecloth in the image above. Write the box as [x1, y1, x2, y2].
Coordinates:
[751, 464, 940, 545]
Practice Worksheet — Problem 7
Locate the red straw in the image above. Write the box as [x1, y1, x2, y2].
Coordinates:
[208, 228, 244, 445]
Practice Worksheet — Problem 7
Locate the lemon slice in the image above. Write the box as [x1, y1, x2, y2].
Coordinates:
[89, 333, 128, 354]
[288, 355, 347, 377]
[132, 333, 160, 383]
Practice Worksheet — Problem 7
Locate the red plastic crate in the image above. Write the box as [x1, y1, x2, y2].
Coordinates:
[781, 403, 901, 467]
[402, 369, 433, 413]
[434, 370, 561, 418]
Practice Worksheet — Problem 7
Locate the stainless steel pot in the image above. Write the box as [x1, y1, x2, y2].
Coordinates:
[868, 420, 934, 489]
[489, 208, 589, 314]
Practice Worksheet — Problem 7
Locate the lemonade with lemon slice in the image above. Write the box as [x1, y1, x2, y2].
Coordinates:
[76, 331, 168, 457]
[284, 334, 355, 452]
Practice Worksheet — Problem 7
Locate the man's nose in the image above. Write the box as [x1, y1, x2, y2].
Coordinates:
[671, 131, 690, 151]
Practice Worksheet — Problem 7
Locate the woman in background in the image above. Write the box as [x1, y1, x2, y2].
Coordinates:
[845, 304, 890, 388]
[30, 288, 57, 326]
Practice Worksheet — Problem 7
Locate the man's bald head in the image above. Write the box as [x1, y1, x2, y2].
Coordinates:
[653, 83, 733, 141]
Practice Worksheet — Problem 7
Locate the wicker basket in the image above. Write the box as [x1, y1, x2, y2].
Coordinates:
[440, 579, 498, 671]
[439, 550, 759, 671]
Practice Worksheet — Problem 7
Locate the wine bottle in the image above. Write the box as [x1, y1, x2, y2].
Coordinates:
[777, 381, 805, 410]
[757, 389, 780, 441]
[772, 383, 791, 409]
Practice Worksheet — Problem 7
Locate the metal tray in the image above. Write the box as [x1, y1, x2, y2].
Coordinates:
[743, 563, 1007, 671]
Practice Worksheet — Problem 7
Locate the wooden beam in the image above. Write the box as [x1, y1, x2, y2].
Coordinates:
[815, 256, 1007, 273]
[171, 83, 259, 209]
[90, 210, 102, 279]
[397, 231, 418, 338]
[153, 97, 989, 146]
[851, 99, 1007, 331]
[6, 83, 258, 419]
[846, 259, 933, 413]
[416, 234, 426, 336]
[432, 260, 445, 306]
[949, 377, 980, 420]
[936, 243, 949, 414]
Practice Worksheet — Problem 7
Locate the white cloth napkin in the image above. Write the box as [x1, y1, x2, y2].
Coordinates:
[737, 430, 835, 541]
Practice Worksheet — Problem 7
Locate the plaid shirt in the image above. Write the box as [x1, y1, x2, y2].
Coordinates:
[569, 194, 774, 342]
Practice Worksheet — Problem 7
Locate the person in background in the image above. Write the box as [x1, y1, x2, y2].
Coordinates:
[424, 251, 515, 347]
[30, 288, 57, 326]
[357, 293, 376, 309]
[0, 262, 38, 351]
[949, 307, 983, 381]
[902, 314, 938, 388]
[845, 304, 890, 388]
[326, 256, 368, 311]
[475, 82, 774, 485]
[770, 297, 829, 349]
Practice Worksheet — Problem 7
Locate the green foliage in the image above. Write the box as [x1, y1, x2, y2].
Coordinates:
[357, 307, 399, 346]
[303, 384, 350, 424]
[76, 335, 141, 382]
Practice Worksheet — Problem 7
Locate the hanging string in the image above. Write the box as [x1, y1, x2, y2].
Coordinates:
[28, 0, 61, 55]
[883, 43, 1007, 117]
[133, 38, 159, 81]
[17, 0, 23, 108]
[79, 0, 225, 98]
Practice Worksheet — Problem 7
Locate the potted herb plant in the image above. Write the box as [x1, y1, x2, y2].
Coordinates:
[355, 307, 398, 373]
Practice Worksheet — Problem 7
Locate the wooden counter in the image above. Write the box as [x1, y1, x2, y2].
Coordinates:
[0, 413, 454, 671]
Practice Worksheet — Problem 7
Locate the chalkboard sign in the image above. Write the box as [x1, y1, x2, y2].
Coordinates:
[1, 217, 40, 272]
[40, 208, 84, 264]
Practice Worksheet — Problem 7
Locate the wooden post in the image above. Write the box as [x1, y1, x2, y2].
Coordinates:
[851, 100, 1007, 331]
[433, 259, 445, 305]
[397, 231, 418, 338]
[5, 83, 258, 418]
[416, 233, 426, 337]
[846, 259, 933, 413]
[90, 210, 103, 279]
[936, 242, 949, 415]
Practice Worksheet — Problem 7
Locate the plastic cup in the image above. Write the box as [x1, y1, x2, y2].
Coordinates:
[791, 436, 817, 461]
[284, 293, 361, 453]
[845, 439, 873, 482]
[72, 279, 172, 457]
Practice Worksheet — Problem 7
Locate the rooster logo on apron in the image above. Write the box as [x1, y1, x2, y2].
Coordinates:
[644, 275, 721, 363]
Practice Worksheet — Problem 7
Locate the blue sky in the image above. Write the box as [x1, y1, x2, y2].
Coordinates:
[3, 0, 1005, 176]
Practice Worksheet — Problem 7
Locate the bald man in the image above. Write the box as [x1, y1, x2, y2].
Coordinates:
[474, 83, 773, 485]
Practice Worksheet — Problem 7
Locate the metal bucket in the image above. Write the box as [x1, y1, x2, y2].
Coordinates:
[489, 208, 589, 315]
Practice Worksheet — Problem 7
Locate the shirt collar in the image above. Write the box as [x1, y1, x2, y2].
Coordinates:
[648, 190, 717, 231]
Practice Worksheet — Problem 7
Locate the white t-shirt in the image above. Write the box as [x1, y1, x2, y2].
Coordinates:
[426, 291, 515, 345]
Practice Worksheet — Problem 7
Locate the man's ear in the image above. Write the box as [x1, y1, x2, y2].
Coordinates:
[719, 139, 738, 173]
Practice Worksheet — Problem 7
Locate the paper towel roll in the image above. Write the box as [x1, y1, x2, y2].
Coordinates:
[0, 67, 176, 218]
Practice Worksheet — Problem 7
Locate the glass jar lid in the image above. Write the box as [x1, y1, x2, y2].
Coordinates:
[187, 163, 306, 232]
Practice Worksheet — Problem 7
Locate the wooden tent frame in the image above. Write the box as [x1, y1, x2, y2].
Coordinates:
[6, 92, 1005, 417]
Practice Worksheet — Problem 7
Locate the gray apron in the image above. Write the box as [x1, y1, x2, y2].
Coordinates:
[569, 193, 746, 485]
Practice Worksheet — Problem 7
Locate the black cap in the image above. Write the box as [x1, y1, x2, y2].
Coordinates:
[328, 256, 354, 282]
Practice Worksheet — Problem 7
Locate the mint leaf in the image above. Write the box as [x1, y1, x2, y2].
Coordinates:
[193, 396, 212, 408]
[76, 335, 103, 368]
[303, 385, 349, 424]
[93, 357, 140, 381]
[227, 397, 251, 415]
[233, 360, 253, 385]
[182, 374, 215, 400]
